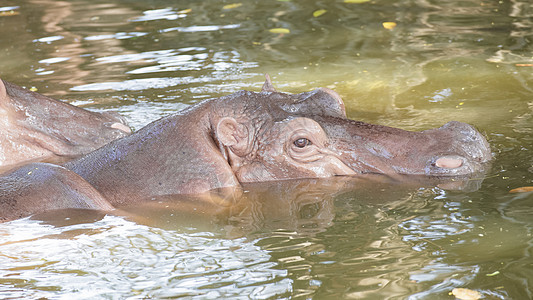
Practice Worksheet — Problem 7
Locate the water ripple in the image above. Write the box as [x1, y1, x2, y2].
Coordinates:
[160, 24, 241, 33]
[0, 216, 291, 299]
[84, 32, 148, 41]
[71, 48, 258, 92]
[131, 8, 187, 22]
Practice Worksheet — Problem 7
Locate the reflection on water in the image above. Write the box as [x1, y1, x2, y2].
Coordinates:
[71, 47, 257, 92]
[1, 175, 516, 299]
[0, 216, 291, 299]
[0, 0, 533, 298]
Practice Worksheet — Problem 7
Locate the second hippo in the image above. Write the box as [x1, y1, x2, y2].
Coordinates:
[0, 79, 131, 170]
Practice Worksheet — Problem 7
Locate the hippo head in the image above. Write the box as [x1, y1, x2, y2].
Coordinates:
[0, 79, 131, 168]
[210, 76, 491, 182]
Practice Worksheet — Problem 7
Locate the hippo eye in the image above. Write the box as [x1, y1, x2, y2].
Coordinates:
[294, 138, 312, 148]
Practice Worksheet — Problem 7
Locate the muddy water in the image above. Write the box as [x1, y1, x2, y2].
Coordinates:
[0, 0, 532, 298]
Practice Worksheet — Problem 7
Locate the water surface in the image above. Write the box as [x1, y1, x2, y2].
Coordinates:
[0, 0, 532, 298]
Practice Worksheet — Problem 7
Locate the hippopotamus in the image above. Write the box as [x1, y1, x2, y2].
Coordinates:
[0, 76, 492, 221]
[0, 79, 131, 171]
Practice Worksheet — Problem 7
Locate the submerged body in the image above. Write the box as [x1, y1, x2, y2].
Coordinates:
[0, 77, 492, 221]
[0, 79, 131, 171]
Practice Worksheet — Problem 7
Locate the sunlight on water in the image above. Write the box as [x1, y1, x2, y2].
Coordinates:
[131, 8, 187, 22]
[71, 47, 258, 93]
[84, 32, 148, 41]
[0, 0, 533, 298]
[0, 216, 291, 299]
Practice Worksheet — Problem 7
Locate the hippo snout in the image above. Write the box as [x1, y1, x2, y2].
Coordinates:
[442, 121, 491, 161]
[324, 118, 492, 177]
[424, 121, 492, 176]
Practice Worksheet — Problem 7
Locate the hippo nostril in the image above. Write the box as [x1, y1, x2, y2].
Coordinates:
[435, 157, 463, 169]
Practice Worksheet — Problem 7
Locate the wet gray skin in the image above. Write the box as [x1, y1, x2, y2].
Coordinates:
[64, 77, 491, 206]
[0, 79, 131, 170]
[226, 82, 491, 182]
[0, 76, 492, 221]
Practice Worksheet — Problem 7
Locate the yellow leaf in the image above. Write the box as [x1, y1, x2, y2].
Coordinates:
[269, 28, 290, 34]
[178, 9, 192, 14]
[382, 22, 397, 30]
[223, 3, 242, 9]
[452, 288, 481, 300]
[344, 0, 370, 3]
[29, 87, 38, 92]
[510, 186, 533, 193]
[313, 9, 327, 18]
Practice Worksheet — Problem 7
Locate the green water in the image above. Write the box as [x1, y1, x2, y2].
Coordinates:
[0, 0, 532, 298]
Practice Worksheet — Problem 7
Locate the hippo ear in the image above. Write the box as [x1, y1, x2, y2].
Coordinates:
[261, 74, 277, 93]
[318, 88, 347, 118]
[216, 117, 250, 156]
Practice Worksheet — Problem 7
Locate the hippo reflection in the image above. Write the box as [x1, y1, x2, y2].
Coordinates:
[0, 76, 491, 221]
[0, 79, 131, 170]
[112, 175, 468, 238]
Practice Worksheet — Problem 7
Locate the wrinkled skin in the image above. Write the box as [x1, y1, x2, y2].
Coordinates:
[0, 79, 131, 170]
[0, 76, 492, 221]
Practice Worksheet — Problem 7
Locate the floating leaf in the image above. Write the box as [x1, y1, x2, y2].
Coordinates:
[178, 9, 192, 14]
[451, 288, 481, 300]
[510, 186, 533, 193]
[223, 3, 242, 10]
[313, 9, 327, 18]
[516, 63, 533, 67]
[486, 271, 500, 277]
[382, 21, 397, 30]
[269, 28, 290, 34]
[344, 0, 370, 3]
